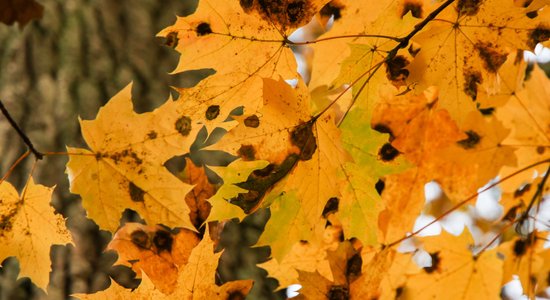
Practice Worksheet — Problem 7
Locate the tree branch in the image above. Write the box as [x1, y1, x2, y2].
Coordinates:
[0, 100, 43, 160]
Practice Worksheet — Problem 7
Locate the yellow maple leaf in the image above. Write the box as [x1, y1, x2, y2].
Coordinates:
[107, 223, 199, 294]
[77, 231, 253, 299]
[158, 0, 330, 121]
[0, 177, 72, 290]
[407, 0, 550, 124]
[403, 230, 503, 300]
[66, 84, 201, 232]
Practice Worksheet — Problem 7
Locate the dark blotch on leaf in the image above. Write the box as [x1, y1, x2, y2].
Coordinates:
[164, 32, 178, 48]
[291, 121, 317, 160]
[401, 2, 422, 18]
[232, 154, 300, 213]
[385, 55, 410, 85]
[320, 2, 343, 20]
[130, 229, 149, 249]
[536, 146, 546, 155]
[153, 230, 173, 252]
[196, 22, 212, 36]
[528, 26, 550, 49]
[475, 42, 507, 73]
[129, 182, 145, 202]
[147, 130, 157, 139]
[375, 179, 385, 195]
[424, 252, 440, 273]
[346, 253, 362, 278]
[395, 286, 404, 298]
[456, 0, 482, 16]
[328, 286, 349, 300]
[237, 144, 256, 161]
[513, 239, 528, 257]
[322, 197, 339, 218]
[457, 130, 481, 149]
[287, 2, 305, 24]
[526, 10, 538, 18]
[206, 105, 220, 120]
[175, 116, 192, 136]
[240, 0, 254, 10]
[463, 69, 483, 100]
[378, 143, 399, 161]
[373, 123, 394, 140]
[244, 115, 260, 128]
[478, 107, 495, 116]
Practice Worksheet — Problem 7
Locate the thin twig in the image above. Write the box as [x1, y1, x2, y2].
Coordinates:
[0, 100, 44, 160]
[386, 158, 550, 248]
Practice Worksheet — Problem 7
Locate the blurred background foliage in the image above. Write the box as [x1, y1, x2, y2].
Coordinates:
[0, 0, 281, 299]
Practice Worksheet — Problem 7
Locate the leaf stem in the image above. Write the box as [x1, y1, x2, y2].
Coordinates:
[0, 150, 30, 184]
[0, 100, 44, 160]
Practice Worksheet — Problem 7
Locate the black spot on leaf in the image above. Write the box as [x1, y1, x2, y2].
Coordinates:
[536, 146, 546, 154]
[478, 107, 495, 116]
[375, 179, 385, 195]
[328, 285, 349, 300]
[463, 69, 483, 100]
[475, 42, 507, 73]
[401, 1, 423, 18]
[385, 55, 410, 85]
[513, 239, 528, 256]
[528, 25, 550, 49]
[373, 123, 394, 140]
[244, 115, 260, 128]
[291, 121, 317, 160]
[129, 182, 145, 202]
[456, 0, 482, 16]
[346, 253, 362, 278]
[206, 105, 220, 120]
[175, 116, 192, 136]
[322, 197, 339, 217]
[196, 22, 212, 36]
[457, 130, 481, 149]
[395, 286, 404, 298]
[287, 1, 305, 23]
[153, 230, 173, 252]
[147, 130, 157, 139]
[130, 229, 149, 249]
[320, 2, 343, 20]
[378, 143, 400, 161]
[237, 144, 256, 161]
[241, 0, 315, 28]
[240, 0, 254, 10]
[526, 10, 537, 18]
[424, 252, 440, 273]
[164, 31, 178, 48]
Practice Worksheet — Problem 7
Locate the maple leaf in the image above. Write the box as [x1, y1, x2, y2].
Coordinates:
[107, 223, 199, 294]
[497, 65, 550, 191]
[211, 77, 351, 259]
[158, 0, 330, 122]
[498, 233, 549, 297]
[403, 230, 503, 299]
[77, 231, 253, 299]
[0, 177, 72, 290]
[0, 0, 43, 27]
[182, 158, 216, 228]
[407, 0, 550, 124]
[66, 84, 201, 232]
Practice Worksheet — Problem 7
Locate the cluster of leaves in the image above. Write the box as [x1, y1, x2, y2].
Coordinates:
[1, 0, 550, 298]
